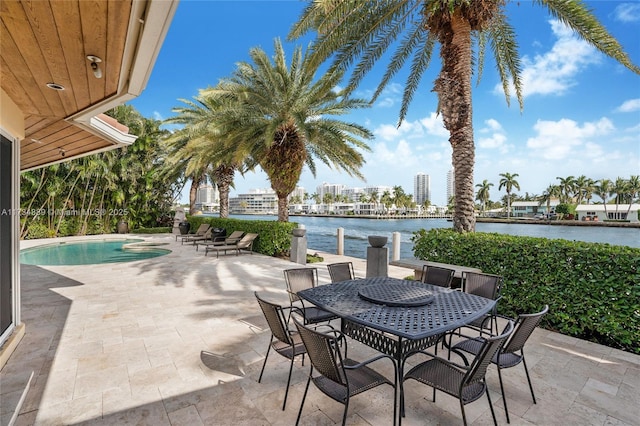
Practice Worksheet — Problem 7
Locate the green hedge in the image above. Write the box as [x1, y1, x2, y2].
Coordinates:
[132, 227, 172, 234]
[186, 216, 297, 257]
[412, 228, 640, 354]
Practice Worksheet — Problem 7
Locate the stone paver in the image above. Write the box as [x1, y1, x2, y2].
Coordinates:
[1, 233, 638, 425]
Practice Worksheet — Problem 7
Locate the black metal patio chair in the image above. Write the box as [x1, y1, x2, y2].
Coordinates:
[452, 305, 549, 423]
[284, 268, 338, 325]
[420, 265, 455, 288]
[293, 317, 395, 426]
[254, 292, 307, 410]
[403, 321, 514, 426]
[327, 262, 356, 283]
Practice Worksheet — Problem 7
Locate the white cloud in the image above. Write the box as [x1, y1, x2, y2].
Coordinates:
[478, 133, 508, 150]
[477, 119, 510, 153]
[526, 117, 615, 160]
[615, 98, 640, 112]
[419, 113, 449, 137]
[613, 3, 640, 22]
[481, 118, 503, 133]
[153, 111, 164, 121]
[495, 20, 600, 99]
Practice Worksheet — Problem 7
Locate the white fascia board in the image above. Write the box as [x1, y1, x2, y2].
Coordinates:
[89, 116, 138, 145]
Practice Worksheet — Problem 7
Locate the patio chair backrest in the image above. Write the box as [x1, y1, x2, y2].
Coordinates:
[195, 223, 211, 235]
[421, 265, 455, 288]
[502, 305, 549, 354]
[284, 268, 318, 303]
[254, 292, 293, 346]
[293, 317, 345, 386]
[327, 262, 355, 283]
[464, 320, 514, 386]
[223, 230, 244, 243]
[463, 271, 502, 300]
[237, 233, 258, 248]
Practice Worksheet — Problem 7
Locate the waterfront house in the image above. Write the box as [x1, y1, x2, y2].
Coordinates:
[575, 204, 640, 222]
[511, 200, 560, 217]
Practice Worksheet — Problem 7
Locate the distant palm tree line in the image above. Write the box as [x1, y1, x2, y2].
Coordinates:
[475, 173, 640, 217]
[288, 185, 426, 212]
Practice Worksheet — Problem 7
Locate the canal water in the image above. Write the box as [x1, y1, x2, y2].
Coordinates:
[227, 214, 640, 259]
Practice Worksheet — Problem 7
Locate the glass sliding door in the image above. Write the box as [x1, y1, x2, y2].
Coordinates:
[0, 133, 13, 337]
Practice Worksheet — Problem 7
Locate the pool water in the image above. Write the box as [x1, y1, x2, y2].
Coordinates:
[20, 239, 171, 265]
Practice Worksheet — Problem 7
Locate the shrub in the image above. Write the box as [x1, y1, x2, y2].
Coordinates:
[24, 222, 54, 239]
[187, 216, 297, 257]
[133, 227, 172, 234]
[412, 228, 640, 354]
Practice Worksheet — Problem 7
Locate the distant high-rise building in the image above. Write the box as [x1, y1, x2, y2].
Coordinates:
[316, 182, 345, 201]
[414, 173, 431, 205]
[446, 167, 455, 203]
[288, 186, 305, 202]
[196, 183, 218, 211]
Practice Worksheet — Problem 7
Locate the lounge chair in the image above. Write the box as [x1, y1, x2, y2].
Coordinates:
[204, 233, 258, 257]
[195, 230, 244, 251]
[177, 223, 210, 244]
[181, 226, 213, 245]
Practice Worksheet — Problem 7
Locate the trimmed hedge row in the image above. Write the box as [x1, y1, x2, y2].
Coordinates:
[132, 227, 172, 234]
[412, 228, 640, 354]
[187, 216, 297, 257]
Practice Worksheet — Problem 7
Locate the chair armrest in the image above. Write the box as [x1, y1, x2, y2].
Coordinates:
[343, 353, 394, 370]
[431, 355, 470, 372]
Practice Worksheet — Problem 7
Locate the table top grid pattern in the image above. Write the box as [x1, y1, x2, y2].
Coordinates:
[298, 277, 495, 340]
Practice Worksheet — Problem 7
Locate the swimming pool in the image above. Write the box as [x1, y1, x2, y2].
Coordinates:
[20, 239, 171, 265]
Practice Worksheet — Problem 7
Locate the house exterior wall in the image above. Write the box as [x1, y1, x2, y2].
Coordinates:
[575, 204, 640, 223]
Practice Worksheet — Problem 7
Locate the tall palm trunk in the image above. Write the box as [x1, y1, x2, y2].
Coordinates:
[212, 164, 235, 218]
[262, 124, 306, 222]
[435, 11, 475, 232]
[189, 173, 205, 215]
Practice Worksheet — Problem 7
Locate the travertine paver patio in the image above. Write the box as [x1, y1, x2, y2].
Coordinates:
[1, 234, 638, 425]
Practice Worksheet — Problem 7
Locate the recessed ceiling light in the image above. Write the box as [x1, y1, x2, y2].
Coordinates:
[46, 83, 65, 91]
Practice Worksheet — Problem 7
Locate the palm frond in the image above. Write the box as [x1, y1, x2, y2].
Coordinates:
[538, 0, 640, 74]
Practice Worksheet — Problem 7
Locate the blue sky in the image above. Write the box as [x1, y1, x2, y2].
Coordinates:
[130, 1, 640, 206]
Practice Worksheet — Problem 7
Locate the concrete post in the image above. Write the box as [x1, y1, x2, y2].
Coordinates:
[337, 227, 344, 255]
[290, 229, 307, 265]
[366, 247, 388, 277]
[392, 231, 401, 261]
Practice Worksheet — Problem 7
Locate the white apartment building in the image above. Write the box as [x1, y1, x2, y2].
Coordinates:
[363, 185, 393, 197]
[342, 187, 366, 202]
[316, 182, 346, 201]
[288, 186, 305, 202]
[229, 188, 278, 215]
[414, 173, 431, 205]
[196, 183, 219, 212]
[446, 167, 455, 203]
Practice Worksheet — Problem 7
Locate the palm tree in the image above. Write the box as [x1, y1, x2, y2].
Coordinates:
[381, 190, 393, 213]
[498, 172, 520, 218]
[574, 175, 594, 205]
[290, 1, 639, 232]
[163, 96, 244, 217]
[625, 175, 640, 219]
[556, 175, 577, 204]
[202, 39, 373, 222]
[475, 179, 493, 216]
[369, 190, 379, 214]
[594, 178, 613, 218]
[612, 177, 629, 218]
[538, 184, 560, 216]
